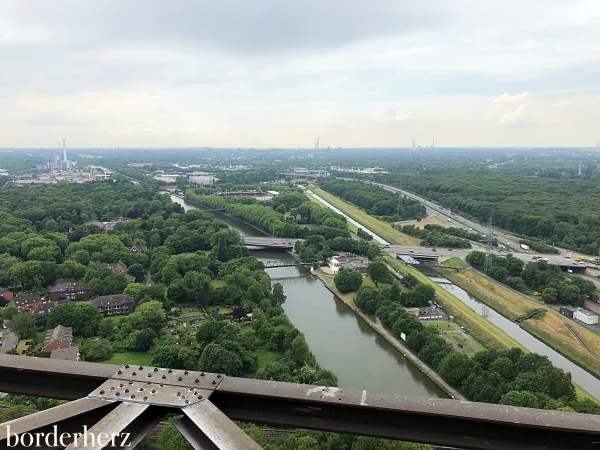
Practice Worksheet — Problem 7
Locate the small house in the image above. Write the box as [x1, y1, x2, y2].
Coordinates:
[12, 294, 43, 312]
[42, 325, 73, 352]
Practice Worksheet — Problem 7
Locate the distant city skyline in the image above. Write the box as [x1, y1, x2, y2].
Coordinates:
[0, 1, 599, 148]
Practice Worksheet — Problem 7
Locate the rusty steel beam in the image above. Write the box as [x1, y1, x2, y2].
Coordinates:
[0, 355, 118, 400]
[181, 400, 262, 450]
[212, 378, 600, 450]
[1, 356, 600, 450]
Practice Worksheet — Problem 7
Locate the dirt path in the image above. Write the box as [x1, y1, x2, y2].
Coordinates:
[565, 323, 596, 357]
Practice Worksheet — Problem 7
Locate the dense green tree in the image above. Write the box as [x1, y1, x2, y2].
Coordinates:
[499, 390, 540, 408]
[271, 282, 286, 306]
[290, 334, 311, 365]
[334, 268, 363, 294]
[541, 287, 558, 303]
[366, 259, 392, 287]
[0, 304, 18, 321]
[127, 300, 165, 333]
[127, 328, 157, 352]
[81, 338, 113, 361]
[126, 263, 145, 283]
[199, 343, 243, 376]
[8, 313, 37, 340]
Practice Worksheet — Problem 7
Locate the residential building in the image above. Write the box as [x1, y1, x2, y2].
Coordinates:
[50, 346, 80, 361]
[49, 282, 89, 302]
[328, 256, 370, 274]
[574, 308, 599, 325]
[90, 294, 135, 315]
[42, 325, 73, 352]
[12, 294, 43, 312]
[129, 245, 147, 254]
[0, 287, 13, 302]
[108, 260, 136, 283]
[30, 301, 59, 316]
[108, 260, 127, 275]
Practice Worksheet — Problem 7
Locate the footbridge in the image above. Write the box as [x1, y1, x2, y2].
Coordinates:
[262, 259, 319, 269]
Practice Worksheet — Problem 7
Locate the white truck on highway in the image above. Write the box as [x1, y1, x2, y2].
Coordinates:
[520, 244, 530, 250]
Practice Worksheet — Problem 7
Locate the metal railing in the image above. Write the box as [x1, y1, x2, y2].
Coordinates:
[0, 355, 598, 449]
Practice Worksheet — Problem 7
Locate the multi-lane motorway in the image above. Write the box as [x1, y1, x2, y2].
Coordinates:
[386, 245, 582, 269]
[337, 177, 569, 257]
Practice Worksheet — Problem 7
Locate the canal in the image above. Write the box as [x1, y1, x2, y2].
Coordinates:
[171, 195, 447, 397]
[418, 267, 600, 400]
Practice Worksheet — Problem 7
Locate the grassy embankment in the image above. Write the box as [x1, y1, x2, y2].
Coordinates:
[384, 255, 525, 352]
[309, 187, 420, 245]
[437, 259, 533, 321]
[437, 260, 600, 381]
[308, 189, 599, 399]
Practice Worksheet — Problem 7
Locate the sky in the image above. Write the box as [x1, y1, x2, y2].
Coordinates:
[1, 1, 599, 149]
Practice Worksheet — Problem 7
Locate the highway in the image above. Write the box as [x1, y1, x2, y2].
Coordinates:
[387, 245, 583, 269]
[338, 177, 569, 257]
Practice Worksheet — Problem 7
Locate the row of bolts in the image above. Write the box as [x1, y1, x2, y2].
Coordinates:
[98, 365, 222, 403]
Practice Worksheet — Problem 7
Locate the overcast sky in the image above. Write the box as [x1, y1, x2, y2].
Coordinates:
[1, 1, 599, 148]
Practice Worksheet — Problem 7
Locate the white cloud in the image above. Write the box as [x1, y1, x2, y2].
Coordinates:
[492, 92, 530, 106]
[498, 105, 532, 125]
[371, 107, 410, 123]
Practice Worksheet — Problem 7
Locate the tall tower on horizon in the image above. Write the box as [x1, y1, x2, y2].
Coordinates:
[63, 140, 67, 162]
[411, 137, 416, 150]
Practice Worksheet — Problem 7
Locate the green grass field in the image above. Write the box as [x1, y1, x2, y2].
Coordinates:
[253, 346, 282, 371]
[100, 352, 154, 366]
[211, 279, 227, 288]
[310, 187, 421, 245]
[430, 321, 453, 330]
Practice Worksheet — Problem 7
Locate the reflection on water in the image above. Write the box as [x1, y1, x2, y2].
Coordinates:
[417, 268, 600, 399]
[173, 195, 446, 397]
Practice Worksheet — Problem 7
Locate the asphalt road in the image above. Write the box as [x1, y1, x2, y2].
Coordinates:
[387, 245, 582, 268]
[338, 177, 569, 257]
[1, 328, 18, 354]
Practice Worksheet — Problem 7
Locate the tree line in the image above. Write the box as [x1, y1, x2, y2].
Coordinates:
[351, 266, 598, 414]
[466, 251, 598, 306]
[317, 178, 426, 222]
[380, 172, 600, 255]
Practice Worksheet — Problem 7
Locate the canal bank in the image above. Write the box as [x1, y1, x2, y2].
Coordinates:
[311, 269, 464, 400]
[170, 194, 447, 397]
[414, 265, 600, 400]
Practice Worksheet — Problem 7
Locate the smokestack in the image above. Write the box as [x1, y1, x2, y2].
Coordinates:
[63, 139, 67, 163]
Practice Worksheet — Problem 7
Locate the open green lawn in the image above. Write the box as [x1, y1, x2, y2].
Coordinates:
[211, 279, 227, 288]
[100, 352, 154, 366]
[441, 257, 464, 268]
[253, 346, 282, 371]
[311, 187, 421, 246]
[430, 321, 453, 330]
